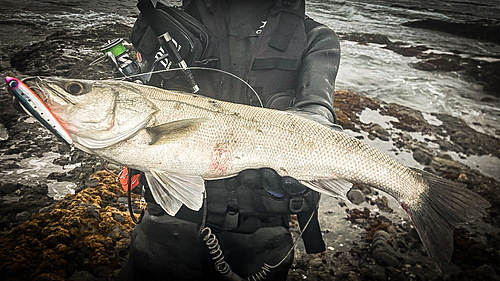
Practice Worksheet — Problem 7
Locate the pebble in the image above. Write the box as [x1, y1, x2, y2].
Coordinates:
[0, 123, 8, 141]
[112, 213, 126, 223]
[85, 178, 99, 187]
[412, 147, 432, 165]
[347, 189, 365, 205]
[15, 211, 30, 222]
[367, 123, 391, 141]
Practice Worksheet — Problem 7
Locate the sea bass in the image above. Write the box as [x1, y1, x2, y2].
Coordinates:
[13, 76, 489, 272]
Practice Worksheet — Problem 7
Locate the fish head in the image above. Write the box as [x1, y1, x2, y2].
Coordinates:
[24, 77, 158, 149]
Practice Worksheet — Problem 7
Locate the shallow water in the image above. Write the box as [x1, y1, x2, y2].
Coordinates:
[307, 0, 500, 136]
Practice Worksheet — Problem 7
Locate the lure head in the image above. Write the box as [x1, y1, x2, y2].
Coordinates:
[5, 76, 18, 89]
[5, 76, 74, 145]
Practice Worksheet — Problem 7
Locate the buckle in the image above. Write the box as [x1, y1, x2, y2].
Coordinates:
[223, 211, 239, 230]
[289, 197, 305, 213]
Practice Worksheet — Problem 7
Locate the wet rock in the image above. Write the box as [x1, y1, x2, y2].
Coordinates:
[347, 189, 365, 205]
[53, 155, 70, 166]
[112, 213, 125, 223]
[339, 33, 393, 45]
[308, 257, 326, 271]
[70, 270, 99, 281]
[85, 178, 99, 188]
[412, 147, 433, 165]
[0, 123, 8, 141]
[47, 172, 68, 181]
[117, 197, 128, 205]
[0, 171, 134, 281]
[364, 265, 386, 281]
[474, 264, 500, 281]
[402, 18, 500, 45]
[2, 160, 20, 169]
[412, 57, 462, 71]
[370, 196, 393, 213]
[371, 230, 400, 266]
[15, 211, 30, 222]
[364, 123, 390, 141]
[0, 181, 18, 194]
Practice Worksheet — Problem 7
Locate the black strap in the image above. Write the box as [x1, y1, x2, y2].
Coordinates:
[297, 210, 326, 253]
[127, 168, 145, 224]
[137, 0, 168, 36]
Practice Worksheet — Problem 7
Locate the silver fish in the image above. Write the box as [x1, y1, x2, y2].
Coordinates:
[22, 76, 489, 272]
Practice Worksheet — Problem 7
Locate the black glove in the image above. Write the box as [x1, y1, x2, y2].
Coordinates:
[286, 104, 343, 131]
[239, 168, 308, 199]
[239, 168, 326, 253]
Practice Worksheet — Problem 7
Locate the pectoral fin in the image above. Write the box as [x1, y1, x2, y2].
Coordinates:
[145, 170, 205, 216]
[300, 178, 352, 199]
[147, 118, 209, 145]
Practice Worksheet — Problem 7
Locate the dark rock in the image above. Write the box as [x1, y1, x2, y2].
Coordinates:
[372, 247, 399, 267]
[85, 178, 99, 188]
[371, 230, 400, 266]
[117, 197, 128, 204]
[403, 19, 500, 45]
[70, 270, 99, 281]
[365, 123, 391, 141]
[474, 264, 500, 281]
[15, 211, 30, 222]
[2, 160, 20, 169]
[371, 196, 393, 213]
[412, 147, 433, 165]
[0, 182, 18, 194]
[308, 257, 326, 271]
[338, 33, 393, 45]
[347, 189, 365, 205]
[412, 57, 462, 71]
[53, 155, 70, 166]
[112, 213, 125, 223]
[0, 123, 8, 141]
[47, 172, 68, 181]
[367, 265, 386, 281]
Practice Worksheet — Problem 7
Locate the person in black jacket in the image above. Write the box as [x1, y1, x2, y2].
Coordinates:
[118, 0, 340, 280]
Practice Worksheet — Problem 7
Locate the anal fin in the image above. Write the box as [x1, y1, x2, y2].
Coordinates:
[300, 178, 352, 199]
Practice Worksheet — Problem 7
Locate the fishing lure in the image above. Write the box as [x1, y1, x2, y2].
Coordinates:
[5, 76, 73, 145]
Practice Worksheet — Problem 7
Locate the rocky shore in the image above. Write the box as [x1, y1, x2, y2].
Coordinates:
[1, 24, 499, 280]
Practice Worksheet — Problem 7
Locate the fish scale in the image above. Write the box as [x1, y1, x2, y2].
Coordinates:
[138, 83, 426, 202]
[16, 76, 490, 273]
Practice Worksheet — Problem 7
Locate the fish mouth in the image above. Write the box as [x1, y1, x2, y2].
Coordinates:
[22, 77, 49, 102]
[23, 77, 74, 105]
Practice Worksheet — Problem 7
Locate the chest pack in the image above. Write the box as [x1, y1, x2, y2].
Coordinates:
[130, 0, 216, 90]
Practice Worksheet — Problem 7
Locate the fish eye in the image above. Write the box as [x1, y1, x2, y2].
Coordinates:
[66, 82, 85, 95]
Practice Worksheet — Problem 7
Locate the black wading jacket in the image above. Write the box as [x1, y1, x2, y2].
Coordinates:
[183, 0, 340, 122]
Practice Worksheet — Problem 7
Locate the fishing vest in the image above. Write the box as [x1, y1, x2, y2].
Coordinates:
[130, 0, 326, 253]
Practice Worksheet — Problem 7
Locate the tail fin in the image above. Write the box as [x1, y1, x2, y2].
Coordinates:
[403, 169, 490, 273]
